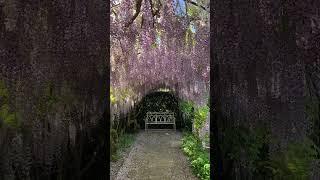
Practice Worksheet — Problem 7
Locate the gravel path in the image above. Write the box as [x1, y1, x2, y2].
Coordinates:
[110, 143, 133, 180]
[114, 130, 197, 180]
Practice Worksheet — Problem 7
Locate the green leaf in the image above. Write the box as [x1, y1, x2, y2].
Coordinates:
[0, 104, 9, 117]
[5, 113, 18, 128]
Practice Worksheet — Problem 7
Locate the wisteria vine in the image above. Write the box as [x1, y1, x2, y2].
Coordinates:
[111, 0, 210, 120]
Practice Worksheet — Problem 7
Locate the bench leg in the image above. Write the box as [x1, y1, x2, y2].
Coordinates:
[173, 123, 176, 131]
[145, 124, 147, 131]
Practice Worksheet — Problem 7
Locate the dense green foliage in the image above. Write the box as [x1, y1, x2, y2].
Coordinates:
[222, 126, 270, 174]
[179, 100, 209, 135]
[110, 87, 135, 106]
[111, 129, 136, 162]
[110, 128, 119, 161]
[221, 125, 320, 179]
[0, 80, 20, 129]
[265, 138, 320, 179]
[194, 105, 209, 135]
[179, 100, 194, 131]
[306, 95, 320, 147]
[110, 88, 116, 105]
[180, 100, 210, 179]
[182, 132, 210, 180]
[118, 133, 135, 150]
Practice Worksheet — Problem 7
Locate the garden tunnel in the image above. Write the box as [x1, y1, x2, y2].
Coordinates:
[110, 2, 211, 178]
[111, 85, 209, 133]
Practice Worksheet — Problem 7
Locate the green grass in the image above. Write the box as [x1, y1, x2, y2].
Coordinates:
[182, 132, 210, 180]
[111, 133, 136, 162]
[118, 133, 135, 150]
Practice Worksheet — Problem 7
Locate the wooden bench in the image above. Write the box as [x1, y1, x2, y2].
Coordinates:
[144, 112, 176, 131]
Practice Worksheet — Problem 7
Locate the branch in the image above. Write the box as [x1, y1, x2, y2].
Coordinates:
[185, 0, 208, 12]
[149, 0, 155, 27]
[125, 0, 143, 28]
[149, 0, 162, 27]
[149, 0, 155, 16]
[111, 9, 118, 18]
[141, 15, 144, 28]
[150, 0, 161, 17]
[111, 2, 121, 8]
[155, 0, 162, 17]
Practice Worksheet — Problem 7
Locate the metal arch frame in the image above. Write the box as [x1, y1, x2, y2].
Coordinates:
[144, 112, 176, 131]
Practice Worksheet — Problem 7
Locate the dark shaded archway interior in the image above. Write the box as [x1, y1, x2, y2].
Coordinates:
[134, 91, 186, 130]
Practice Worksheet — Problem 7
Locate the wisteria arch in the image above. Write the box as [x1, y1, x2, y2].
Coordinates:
[110, 0, 210, 124]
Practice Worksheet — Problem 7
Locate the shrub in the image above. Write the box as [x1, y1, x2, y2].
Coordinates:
[194, 105, 209, 135]
[265, 137, 320, 179]
[110, 87, 117, 105]
[182, 133, 210, 180]
[179, 101, 209, 134]
[221, 125, 320, 179]
[110, 129, 118, 161]
[118, 133, 135, 150]
[179, 101, 194, 131]
[0, 80, 20, 129]
[110, 129, 136, 162]
[222, 126, 268, 168]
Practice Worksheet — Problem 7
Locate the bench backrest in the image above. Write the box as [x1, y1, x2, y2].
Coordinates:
[145, 112, 175, 124]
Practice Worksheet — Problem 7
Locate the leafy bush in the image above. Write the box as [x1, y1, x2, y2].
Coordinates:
[0, 80, 20, 129]
[306, 95, 320, 146]
[194, 105, 209, 135]
[222, 126, 269, 171]
[182, 133, 210, 180]
[203, 133, 209, 146]
[265, 138, 320, 179]
[118, 133, 135, 150]
[110, 87, 117, 105]
[179, 101, 194, 131]
[221, 125, 320, 179]
[110, 87, 134, 105]
[179, 100, 209, 136]
[110, 129, 136, 162]
[110, 129, 119, 161]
